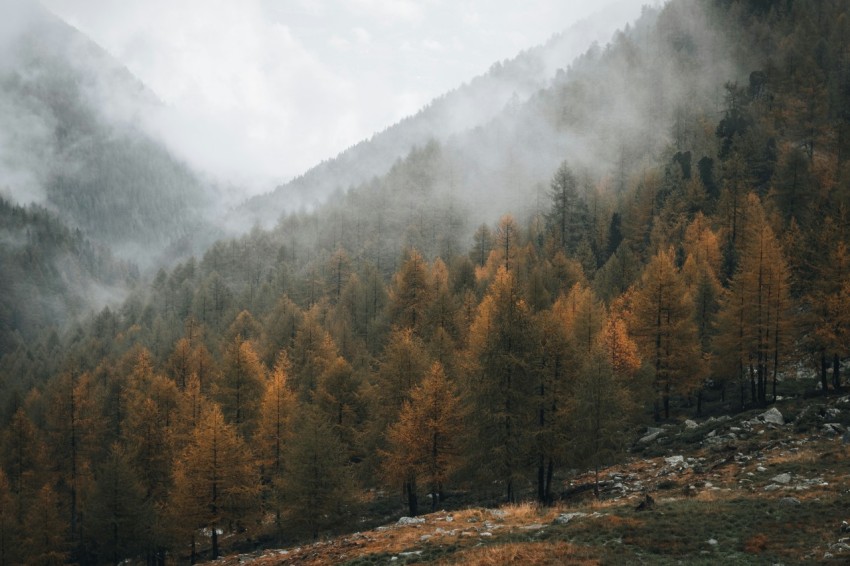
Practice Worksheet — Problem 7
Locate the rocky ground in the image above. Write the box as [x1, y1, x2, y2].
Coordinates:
[208, 395, 850, 565]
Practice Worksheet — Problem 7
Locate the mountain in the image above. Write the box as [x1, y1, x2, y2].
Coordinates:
[236, 1, 648, 228]
[0, 1, 220, 261]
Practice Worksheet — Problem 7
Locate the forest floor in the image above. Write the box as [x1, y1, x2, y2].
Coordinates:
[208, 391, 850, 565]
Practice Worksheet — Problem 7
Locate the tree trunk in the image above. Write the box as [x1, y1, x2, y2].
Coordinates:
[537, 455, 545, 503]
[593, 464, 600, 499]
[833, 353, 841, 391]
[696, 389, 703, 416]
[545, 458, 554, 506]
[822, 351, 830, 396]
[211, 528, 219, 560]
[405, 479, 418, 517]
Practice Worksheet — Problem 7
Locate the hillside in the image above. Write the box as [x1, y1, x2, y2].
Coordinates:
[208, 395, 850, 564]
[0, 1, 220, 257]
[2, 0, 850, 564]
[236, 2, 651, 228]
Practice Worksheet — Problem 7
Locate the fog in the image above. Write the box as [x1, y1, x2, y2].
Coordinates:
[38, 0, 649, 199]
[0, 0, 745, 348]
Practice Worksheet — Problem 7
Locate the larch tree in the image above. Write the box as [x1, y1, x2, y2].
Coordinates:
[255, 353, 297, 538]
[83, 444, 152, 565]
[0, 470, 20, 566]
[382, 362, 463, 515]
[714, 194, 793, 405]
[567, 343, 635, 498]
[0, 408, 46, 525]
[216, 337, 266, 436]
[170, 403, 260, 561]
[289, 309, 339, 401]
[546, 160, 588, 254]
[630, 248, 702, 420]
[281, 406, 357, 540]
[387, 248, 433, 334]
[464, 266, 538, 502]
[23, 484, 69, 566]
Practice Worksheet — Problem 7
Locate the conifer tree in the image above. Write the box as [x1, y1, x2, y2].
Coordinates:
[216, 337, 266, 436]
[387, 248, 433, 334]
[630, 248, 701, 420]
[0, 470, 20, 566]
[567, 344, 634, 498]
[255, 353, 296, 536]
[23, 484, 68, 565]
[170, 404, 260, 560]
[84, 444, 151, 565]
[382, 362, 463, 515]
[281, 406, 357, 539]
[715, 194, 792, 405]
[464, 266, 538, 502]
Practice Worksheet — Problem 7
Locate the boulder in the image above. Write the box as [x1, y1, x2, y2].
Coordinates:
[639, 428, 664, 443]
[771, 472, 792, 484]
[684, 419, 698, 429]
[779, 497, 801, 506]
[758, 407, 784, 426]
[397, 516, 425, 526]
[553, 512, 587, 525]
[665, 455, 685, 466]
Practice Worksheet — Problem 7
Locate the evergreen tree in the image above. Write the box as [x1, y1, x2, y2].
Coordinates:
[382, 362, 463, 515]
[282, 406, 357, 539]
[170, 404, 260, 560]
[464, 266, 538, 502]
[630, 249, 702, 420]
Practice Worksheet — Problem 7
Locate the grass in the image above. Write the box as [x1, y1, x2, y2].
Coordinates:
[207, 386, 850, 565]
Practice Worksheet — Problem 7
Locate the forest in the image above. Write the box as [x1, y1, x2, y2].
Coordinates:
[1, 0, 850, 563]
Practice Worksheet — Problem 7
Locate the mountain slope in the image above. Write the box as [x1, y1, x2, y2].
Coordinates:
[237, 2, 646, 228]
[0, 1, 219, 259]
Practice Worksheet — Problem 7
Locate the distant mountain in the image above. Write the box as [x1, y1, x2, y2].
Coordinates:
[237, 2, 647, 228]
[0, 1, 220, 263]
[0, 196, 135, 355]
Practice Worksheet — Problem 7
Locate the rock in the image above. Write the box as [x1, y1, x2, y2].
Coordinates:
[639, 430, 662, 443]
[707, 538, 718, 546]
[397, 516, 425, 525]
[554, 512, 588, 525]
[757, 466, 767, 472]
[758, 407, 785, 425]
[480, 532, 492, 537]
[684, 419, 698, 429]
[771, 472, 792, 484]
[665, 455, 684, 466]
[842, 520, 850, 533]
[779, 497, 801, 506]
[764, 484, 781, 492]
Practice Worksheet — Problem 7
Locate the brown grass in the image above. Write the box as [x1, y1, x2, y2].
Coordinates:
[440, 542, 599, 565]
[743, 533, 769, 554]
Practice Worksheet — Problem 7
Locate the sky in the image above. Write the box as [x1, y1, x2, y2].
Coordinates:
[40, 0, 649, 195]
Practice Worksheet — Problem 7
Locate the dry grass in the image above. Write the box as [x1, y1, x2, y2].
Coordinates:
[440, 542, 599, 565]
[501, 501, 560, 523]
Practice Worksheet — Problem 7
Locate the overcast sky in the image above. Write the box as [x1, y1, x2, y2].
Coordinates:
[41, 0, 650, 194]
